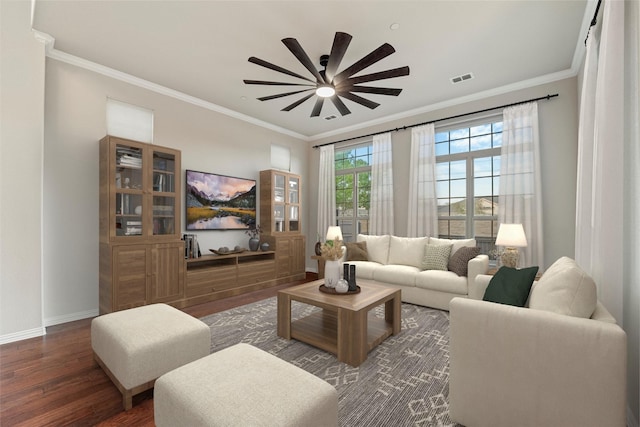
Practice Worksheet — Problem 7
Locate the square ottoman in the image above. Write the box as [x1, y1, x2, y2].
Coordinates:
[91, 303, 211, 410]
[154, 343, 338, 427]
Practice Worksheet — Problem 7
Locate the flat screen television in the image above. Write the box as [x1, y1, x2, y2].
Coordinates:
[185, 170, 256, 230]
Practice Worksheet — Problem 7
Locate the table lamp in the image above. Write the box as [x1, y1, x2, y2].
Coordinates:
[325, 226, 343, 244]
[495, 223, 527, 268]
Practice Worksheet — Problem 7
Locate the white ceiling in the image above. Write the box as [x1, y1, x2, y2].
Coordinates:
[32, 0, 594, 140]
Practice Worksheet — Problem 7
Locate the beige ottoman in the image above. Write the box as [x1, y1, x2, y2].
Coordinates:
[154, 343, 338, 427]
[91, 303, 211, 410]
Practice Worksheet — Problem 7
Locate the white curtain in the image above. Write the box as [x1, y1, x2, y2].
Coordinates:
[407, 124, 438, 237]
[498, 102, 544, 269]
[370, 133, 394, 235]
[317, 145, 336, 242]
[575, 0, 624, 322]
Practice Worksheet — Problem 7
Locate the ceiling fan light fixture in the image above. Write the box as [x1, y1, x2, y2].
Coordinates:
[316, 84, 335, 98]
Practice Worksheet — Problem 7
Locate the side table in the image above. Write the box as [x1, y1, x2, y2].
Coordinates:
[311, 255, 325, 279]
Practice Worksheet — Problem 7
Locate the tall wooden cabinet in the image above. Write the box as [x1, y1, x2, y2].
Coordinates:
[260, 169, 306, 282]
[99, 136, 183, 314]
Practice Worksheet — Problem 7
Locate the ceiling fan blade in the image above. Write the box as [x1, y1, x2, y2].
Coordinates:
[244, 79, 315, 87]
[330, 96, 351, 116]
[325, 32, 352, 82]
[258, 89, 314, 101]
[339, 92, 380, 110]
[282, 38, 325, 83]
[311, 97, 325, 117]
[281, 93, 315, 111]
[333, 43, 396, 84]
[336, 66, 410, 87]
[346, 86, 402, 96]
[248, 57, 314, 82]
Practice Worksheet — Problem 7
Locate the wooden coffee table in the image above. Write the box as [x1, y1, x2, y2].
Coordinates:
[277, 279, 401, 367]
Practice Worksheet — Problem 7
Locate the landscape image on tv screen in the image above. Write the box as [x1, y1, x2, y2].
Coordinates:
[185, 170, 256, 230]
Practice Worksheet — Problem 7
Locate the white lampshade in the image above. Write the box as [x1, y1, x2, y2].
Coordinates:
[325, 226, 343, 242]
[495, 223, 527, 247]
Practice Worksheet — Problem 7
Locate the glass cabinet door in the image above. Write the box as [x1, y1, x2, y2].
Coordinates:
[152, 150, 177, 236]
[115, 143, 144, 237]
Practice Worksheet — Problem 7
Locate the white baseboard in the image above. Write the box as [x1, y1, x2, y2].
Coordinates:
[44, 309, 99, 327]
[0, 327, 46, 345]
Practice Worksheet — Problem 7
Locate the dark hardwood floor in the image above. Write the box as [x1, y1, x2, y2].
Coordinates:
[0, 275, 315, 426]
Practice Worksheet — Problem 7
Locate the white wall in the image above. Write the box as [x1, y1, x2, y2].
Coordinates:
[0, 1, 46, 342]
[623, 0, 640, 424]
[306, 77, 579, 272]
[42, 59, 307, 326]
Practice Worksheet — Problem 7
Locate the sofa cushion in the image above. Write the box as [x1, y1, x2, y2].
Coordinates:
[415, 270, 468, 294]
[357, 234, 390, 265]
[429, 237, 476, 257]
[528, 257, 597, 318]
[346, 261, 381, 280]
[345, 241, 368, 261]
[387, 236, 429, 268]
[422, 243, 452, 271]
[483, 266, 539, 307]
[373, 265, 419, 287]
[448, 246, 481, 276]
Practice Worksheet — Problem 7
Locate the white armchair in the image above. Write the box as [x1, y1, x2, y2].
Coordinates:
[449, 262, 627, 427]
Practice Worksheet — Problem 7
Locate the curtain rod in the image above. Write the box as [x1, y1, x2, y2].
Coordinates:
[312, 93, 559, 149]
[584, 0, 603, 46]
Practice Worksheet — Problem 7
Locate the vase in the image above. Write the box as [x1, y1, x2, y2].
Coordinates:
[348, 264, 357, 291]
[335, 279, 349, 293]
[260, 242, 270, 251]
[248, 238, 259, 251]
[324, 260, 341, 288]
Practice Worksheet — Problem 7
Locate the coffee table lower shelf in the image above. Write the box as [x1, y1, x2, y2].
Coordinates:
[290, 309, 394, 356]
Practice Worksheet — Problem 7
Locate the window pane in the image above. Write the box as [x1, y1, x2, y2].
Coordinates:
[470, 124, 491, 136]
[436, 181, 449, 198]
[492, 132, 502, 148]
[450, 138, 469, 154]
[435, 132, 449, 143]
[449, 197, 466, 216]
[474, 177, 492, 197]
[474, 157, 492, 177]
[470, 134, 491, 151]
[435, 142, 449, 156]
[474, 196, 496, 215]
[450, 160, 466, 179]
[450, 179, 466, 198]
[449, 219, 466, 238]
[450, 128, 469, 139]
[492, 122, 503, 133]
[436, 162, 449, 180]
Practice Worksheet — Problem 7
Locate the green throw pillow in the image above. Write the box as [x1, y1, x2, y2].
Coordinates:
[422, 243, 452, 271]
[483, 266, 539, 307]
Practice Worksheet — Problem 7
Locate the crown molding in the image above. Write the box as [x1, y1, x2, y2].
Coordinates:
[37, 32, 310, 142]
[309, 67, 578, 142]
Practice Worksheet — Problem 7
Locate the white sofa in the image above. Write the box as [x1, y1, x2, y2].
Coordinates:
[449, 257, 627, 427]
[339, 234, 489, 310]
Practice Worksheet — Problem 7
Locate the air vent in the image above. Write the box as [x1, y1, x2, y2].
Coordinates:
[450, 72, 474, 84]
[324, 115, 338, 121]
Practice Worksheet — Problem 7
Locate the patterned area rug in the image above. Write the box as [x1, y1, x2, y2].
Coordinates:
[200, 297, 459, 427]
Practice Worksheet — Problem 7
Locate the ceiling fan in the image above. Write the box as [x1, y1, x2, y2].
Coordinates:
[243, 32, 410, 117]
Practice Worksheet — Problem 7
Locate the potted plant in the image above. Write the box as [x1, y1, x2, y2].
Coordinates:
[245, 225, 262, 251]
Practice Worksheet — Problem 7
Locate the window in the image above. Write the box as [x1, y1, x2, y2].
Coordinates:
[335, 144, 372, 242]
[436, 119, 502, 254]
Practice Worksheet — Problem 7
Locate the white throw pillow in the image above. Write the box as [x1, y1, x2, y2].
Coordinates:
[429, 237, 476, 257]
[388, 236, 429, 268]
[528, 257, 597, 318]
[356, 234, 390, 265]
